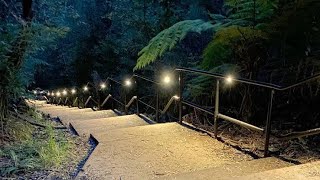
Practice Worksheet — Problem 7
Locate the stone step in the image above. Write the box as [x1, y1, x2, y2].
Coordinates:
[160, 157, 292, 180]
[70, 114, 150, 138]
[40, 107, 94, 117]
[42, 109, 118, 125]
[26, 100, 48, 107]
[82, 123, 254, 179]
[234, 160, 320, 180]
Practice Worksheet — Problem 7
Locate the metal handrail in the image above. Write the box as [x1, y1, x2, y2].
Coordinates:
[101, 94, 112, 107]
[133, 74, 159, 84]
[133, 74, 160, 121]
[125, 96, 138, 108]
[46, 67, 319, 158]
[175, 67, 320, 157]
[176, 67, 320, 91]
[110, 96, 124, 106]
[161, 96, 180, 114]
[107, 77, 122, 85]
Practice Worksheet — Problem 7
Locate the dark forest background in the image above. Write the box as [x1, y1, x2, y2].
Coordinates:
[1, 0, 320, 134]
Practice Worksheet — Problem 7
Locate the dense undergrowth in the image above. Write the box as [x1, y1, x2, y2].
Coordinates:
[0, 108, 88, 178]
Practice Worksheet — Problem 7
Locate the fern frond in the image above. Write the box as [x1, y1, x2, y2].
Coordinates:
[202, 26, 268, 69]
[134, 20, 215, 70]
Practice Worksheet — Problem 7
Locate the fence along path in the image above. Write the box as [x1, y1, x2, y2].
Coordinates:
[28, 100, 296, 179]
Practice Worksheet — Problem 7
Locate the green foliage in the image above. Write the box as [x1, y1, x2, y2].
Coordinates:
[188, 64, 239, 98]
[6, 118, 34, 141]
[134, 0, 279, 71]
[134, 19, 215, 70]
[1, 108, 75, 177]
[201, 26, 268, 69]
[38, 126, 72, 168]
[0, 142, 41, 176]
[224, 0, 278, 26]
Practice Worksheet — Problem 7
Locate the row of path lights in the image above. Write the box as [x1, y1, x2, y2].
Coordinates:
[46, 72, 235, 121]
[43, 69, 320, 157]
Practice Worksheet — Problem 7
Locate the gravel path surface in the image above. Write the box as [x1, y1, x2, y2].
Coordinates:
[83, 123, 253, 179]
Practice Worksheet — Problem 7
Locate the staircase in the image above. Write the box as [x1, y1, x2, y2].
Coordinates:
[28, 100, 320, 180]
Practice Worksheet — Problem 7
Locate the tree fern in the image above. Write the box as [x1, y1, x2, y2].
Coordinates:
[134, 20, 215, 70]
[134, 0, 279, 71]
[201, 26, 268, 69]
[224, 0, 278, 27]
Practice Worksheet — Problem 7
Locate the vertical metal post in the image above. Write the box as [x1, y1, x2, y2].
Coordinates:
[98, 92, 101, 110]
[155, 90, 159, 122]
[124, 89, 127, 114]
[136, 96, 139, 115]
[264, 89, 275, 157]
[65, 97, 68, 106]
[178, 71, 183, 123]
[214, 80, 220, 139]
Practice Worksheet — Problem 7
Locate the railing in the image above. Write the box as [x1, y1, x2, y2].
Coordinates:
[175, 67, 320, 157]
[46, 67, 320, 157]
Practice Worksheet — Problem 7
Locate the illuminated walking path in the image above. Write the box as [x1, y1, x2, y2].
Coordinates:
[29, 100, 317, 179]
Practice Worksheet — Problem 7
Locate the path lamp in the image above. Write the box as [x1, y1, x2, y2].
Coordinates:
[56, 91, 62, 105]
[100, 82, 107, 90]
[70, 88, 79, 107]
[71, 89, 76, 95]
[83, 86, 89, 92]
[161, 73, 174, 88]
[156, 72, 175, 122]
[62, 89, 68, 106]
[62, 89, 68, 96]
[124, 79, 132, 87]
[225, 75, 234, 85]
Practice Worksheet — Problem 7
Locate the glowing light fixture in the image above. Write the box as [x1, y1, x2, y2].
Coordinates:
[163, 75, 171, 84]
[83, 86, 88, 92]
[62, 90, 67, 96]
[100, 82, 106, 89]
[225, 75, 234, 84]
[124, 79, 132, 87]
[52, 92, 55, 96]
[33, 90, 37, 95]
[56, 91, 61, 97]
[71, 89, 76, 94]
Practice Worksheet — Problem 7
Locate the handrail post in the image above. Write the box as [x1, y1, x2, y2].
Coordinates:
[136, 96, 139, 115]
[124, 89, 127, 114]
[264, 89, 275, 157]
[178, 71, 184, 123]
[156, 89, 159, 122]
[214, 80, 220, 139]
